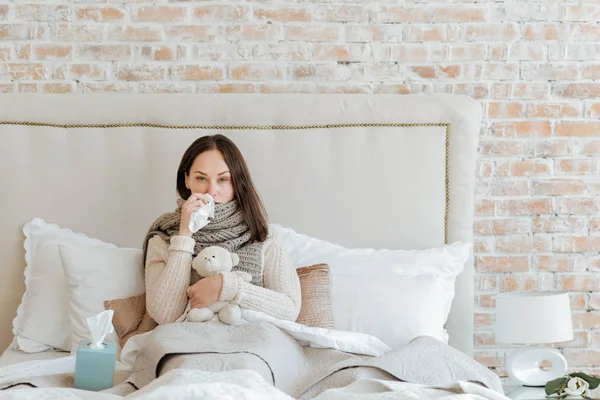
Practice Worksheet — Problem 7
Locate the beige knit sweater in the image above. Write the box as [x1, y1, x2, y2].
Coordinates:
[145, 234, 302, 325]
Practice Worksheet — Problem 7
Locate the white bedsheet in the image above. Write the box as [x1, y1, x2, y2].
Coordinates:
[241, 310, 391, 356]
[0, 348, 131, 395]
[0, 312, 392, 395]
[0, 346, 69, 368]
[313, 379, 511, 400]
[0, 363, 510, 400]
[0, 368, 511, 400]
[0, 329, 510, 400]
[0, 356, 511, 400]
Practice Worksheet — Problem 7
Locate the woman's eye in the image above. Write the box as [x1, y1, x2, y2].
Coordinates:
[197, 177, 206, 181]
[219, 178, 228, 182]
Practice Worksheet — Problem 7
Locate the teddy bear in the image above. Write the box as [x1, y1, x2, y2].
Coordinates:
[185, 246, 252, 325]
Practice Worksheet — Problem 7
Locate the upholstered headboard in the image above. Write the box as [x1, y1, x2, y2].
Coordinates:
[0, 93, 481, 355]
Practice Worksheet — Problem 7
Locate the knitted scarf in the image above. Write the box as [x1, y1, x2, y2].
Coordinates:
[142, 199, 264, 287]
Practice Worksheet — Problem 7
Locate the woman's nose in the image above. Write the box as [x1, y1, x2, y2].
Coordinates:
[207, 182, 218, 197]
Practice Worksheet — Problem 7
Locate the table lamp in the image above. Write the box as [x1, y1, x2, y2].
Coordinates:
[495, 292, 574, 387]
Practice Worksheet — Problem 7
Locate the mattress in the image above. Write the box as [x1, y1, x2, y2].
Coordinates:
[0, 345, 69, 368]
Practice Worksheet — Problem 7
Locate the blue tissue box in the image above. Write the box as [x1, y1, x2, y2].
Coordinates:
[74, 340, 116, 391]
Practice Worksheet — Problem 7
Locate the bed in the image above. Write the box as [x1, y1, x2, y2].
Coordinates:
[0, 348, 69, 369]
[0, 93, 502, 399]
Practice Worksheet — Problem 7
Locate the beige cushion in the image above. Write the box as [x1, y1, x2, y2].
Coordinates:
[105, 264, 334, 346]
[104, 294, 157, 349]
[295, 264, 334, 329]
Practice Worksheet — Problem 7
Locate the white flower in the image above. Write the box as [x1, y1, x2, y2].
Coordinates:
[563, 377, 590, 396]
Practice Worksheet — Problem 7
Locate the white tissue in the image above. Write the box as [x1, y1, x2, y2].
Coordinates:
[189, 193, 215, 233]
[86, 310, 114, 349]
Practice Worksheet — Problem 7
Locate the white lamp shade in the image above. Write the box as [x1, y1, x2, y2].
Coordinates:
[495, 292, 574, 344]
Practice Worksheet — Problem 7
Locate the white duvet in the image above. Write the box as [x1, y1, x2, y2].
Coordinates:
[0, 366, 510, 400]
[0, 313, 510, 400]
[120, 309, 392, 368]
[0, 363, 512, 400]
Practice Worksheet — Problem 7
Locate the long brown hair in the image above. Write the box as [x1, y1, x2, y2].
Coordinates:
[176, 134, 269, 243]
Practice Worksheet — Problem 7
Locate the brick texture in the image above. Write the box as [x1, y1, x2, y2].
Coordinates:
[2, 0, 599, 376]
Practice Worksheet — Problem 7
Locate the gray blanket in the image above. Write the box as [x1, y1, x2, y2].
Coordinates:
[126, 321, 503, 399]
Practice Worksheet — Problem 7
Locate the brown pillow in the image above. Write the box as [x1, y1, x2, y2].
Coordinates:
[104, 294, 157, 348]
[105, 263, 334, 347]
[295, 263, 334, 329]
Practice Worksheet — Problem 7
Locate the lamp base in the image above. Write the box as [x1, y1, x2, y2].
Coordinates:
[506, 347, 568, 387]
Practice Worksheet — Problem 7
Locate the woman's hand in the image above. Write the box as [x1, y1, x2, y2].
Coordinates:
[187, 275, 224, 309]
[179, 193, 208, 237]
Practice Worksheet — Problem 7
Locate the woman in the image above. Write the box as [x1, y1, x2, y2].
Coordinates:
[141, 134, 301, 325]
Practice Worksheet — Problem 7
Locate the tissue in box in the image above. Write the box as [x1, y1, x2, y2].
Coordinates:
[74, 340, 116, 391]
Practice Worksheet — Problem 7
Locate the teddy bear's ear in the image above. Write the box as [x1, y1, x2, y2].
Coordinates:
[231, 253, 240, 266]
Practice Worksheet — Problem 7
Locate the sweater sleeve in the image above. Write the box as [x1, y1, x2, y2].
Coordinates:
[219, 239, 302, 321]
[145, 235, 195, 325]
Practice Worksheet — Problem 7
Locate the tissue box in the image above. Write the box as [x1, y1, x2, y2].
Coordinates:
[74, 340, 116, 391]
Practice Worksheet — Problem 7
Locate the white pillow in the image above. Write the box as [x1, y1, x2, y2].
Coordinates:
[58, 244, 145, 355]
[269, 223, 471, 350]
[13, 218, 117, 352]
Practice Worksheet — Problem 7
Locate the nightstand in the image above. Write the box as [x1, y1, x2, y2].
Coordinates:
[502, 378, 585, 400]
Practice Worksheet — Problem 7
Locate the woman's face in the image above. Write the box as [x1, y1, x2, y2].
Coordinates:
[185, 149, 234, 204]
